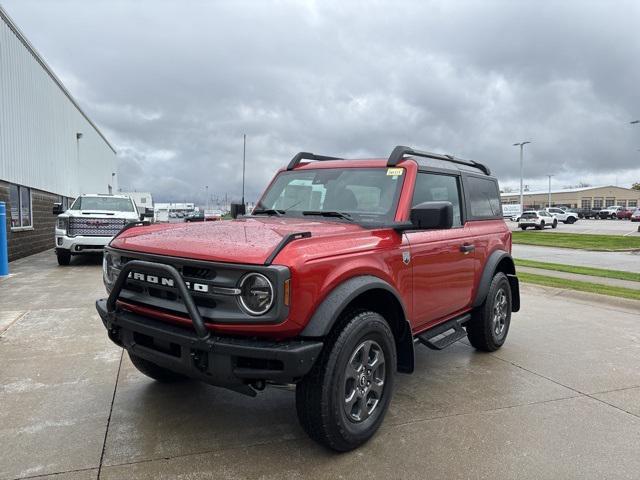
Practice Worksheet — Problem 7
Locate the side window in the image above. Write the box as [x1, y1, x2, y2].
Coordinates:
[9, 184, 32, 229]
[412, 173, 462, 227]
[466, 176, 502, 219]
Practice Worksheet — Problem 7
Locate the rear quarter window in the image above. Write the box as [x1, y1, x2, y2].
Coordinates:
[465, 176, 502, 219]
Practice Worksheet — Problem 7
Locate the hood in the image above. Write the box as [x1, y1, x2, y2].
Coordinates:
[63, 210, 139, 219]
[109, 217, 367, 265]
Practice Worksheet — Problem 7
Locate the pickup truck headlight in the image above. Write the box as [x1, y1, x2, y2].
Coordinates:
[102, 251, 119, 292]
[238, 273, 274, 315]
[56, 217, 68, 232]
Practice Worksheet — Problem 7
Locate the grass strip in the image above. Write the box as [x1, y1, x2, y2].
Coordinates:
[518, 272, 640, 301]
[515, 259, 640, 282]
[512, 231, 640, 251]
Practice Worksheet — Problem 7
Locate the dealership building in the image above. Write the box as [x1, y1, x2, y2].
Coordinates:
[0, 6, 117, 261]
[501, 185, 640, 210]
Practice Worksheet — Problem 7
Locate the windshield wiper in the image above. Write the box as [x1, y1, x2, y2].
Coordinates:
[252, 208, 284, 217]
[302, 210, 354, 222]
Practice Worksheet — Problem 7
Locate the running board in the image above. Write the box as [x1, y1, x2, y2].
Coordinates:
[416, 314, 470, 350]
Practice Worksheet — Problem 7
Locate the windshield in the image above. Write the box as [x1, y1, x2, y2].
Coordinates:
[255, 168, 404, 224]
[70, 197, 135, 212]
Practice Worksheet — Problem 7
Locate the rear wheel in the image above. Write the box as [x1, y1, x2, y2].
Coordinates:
[520, 226, 527, 230]
[296, 311, 396, 451]
[466, 272, 512, 352]
[128, 353, 188, 383]
[567, 217, 576, 224]
[536, 221, 545, 230]
[56, 250, 71, 266]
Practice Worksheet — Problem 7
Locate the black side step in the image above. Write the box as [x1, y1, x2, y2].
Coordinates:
[416, 314, 470, 350]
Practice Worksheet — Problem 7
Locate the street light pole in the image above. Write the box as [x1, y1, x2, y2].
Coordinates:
[513, 141, 531, 212]
[242, 134, 246, 208]
[205, 185, 209, 212]
[547, 175, 554, 207]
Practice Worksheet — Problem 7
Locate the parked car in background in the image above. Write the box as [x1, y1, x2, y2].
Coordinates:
[518, 210, 557, 230]
[615, 208, 633, 220]
[598, 206, 626, 219]
[185, 212, 205, 222]
[53, 194, 141, 266]
[575, 207, 602, 219]
[631, 208, 640, 222]
[544, 207, 579, 224]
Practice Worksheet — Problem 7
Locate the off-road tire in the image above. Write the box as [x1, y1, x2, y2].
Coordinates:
[466, 272, 512, 352]
[129, 352, 188, 383]
[296, 311, 396, 452]
[56, 250, 71, 266]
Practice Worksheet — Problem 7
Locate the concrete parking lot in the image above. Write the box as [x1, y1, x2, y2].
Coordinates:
[2, 251, 640, 480]
[507, 218, 640, 236]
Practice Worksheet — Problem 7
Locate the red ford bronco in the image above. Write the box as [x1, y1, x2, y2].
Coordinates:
[97, 146, 519, 451]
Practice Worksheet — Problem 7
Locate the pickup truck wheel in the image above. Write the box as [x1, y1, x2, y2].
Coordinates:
[56, 250, 71, 266]
[295, 311, 396, 452]
[466, 272, 512, 352]
[128, 353, 188, 383]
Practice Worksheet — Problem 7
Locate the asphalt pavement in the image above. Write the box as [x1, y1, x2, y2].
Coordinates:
[513, 244, 640, 272]
[2, 251, 640, 480]
[507, 218, 640, 236]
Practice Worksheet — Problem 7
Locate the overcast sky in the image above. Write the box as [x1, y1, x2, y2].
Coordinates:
[4, 0, 640, 203]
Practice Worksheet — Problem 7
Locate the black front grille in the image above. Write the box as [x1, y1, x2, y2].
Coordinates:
[69, 217, 126, 236]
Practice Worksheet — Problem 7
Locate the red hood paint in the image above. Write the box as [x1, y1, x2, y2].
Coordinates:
[110, 217, 367, 265]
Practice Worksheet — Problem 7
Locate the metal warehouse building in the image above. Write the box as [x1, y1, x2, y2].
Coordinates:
[0, 6, 117, 261]
[501, 185, 640, 210]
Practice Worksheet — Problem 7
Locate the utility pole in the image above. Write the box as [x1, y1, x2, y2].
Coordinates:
[513, 141, 531, 211]
[547, 175, 553, 207]
[242, 134, 246, 208]
[205, 185, 209, 212]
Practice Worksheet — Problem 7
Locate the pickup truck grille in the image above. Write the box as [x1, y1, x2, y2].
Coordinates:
[68, 217, 127, 236]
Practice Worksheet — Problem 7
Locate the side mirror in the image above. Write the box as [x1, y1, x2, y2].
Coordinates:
[409, 201, 453, 230]
[52, 203, 63, 215]
[230, 203, 246, 219]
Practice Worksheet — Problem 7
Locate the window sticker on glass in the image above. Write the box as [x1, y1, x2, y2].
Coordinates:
[386, 168, 403, 176]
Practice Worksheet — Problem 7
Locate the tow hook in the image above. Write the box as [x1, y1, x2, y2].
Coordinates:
[190, 350, 208, 372]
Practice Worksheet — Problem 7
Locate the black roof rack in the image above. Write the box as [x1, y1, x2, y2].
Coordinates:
[287, 152, 342, 170]
[387, 145, 491, 176]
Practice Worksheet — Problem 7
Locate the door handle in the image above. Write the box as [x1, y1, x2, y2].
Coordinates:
[460, 244, 475, 254]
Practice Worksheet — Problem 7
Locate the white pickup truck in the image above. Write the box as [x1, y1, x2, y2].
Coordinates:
[53, 194, 142, 265]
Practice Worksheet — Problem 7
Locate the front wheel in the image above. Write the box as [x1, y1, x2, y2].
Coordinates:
[56, 250, 71, 266]
[520, 226, 527, 230]
[296, 311, 396, 452]
[552, 220, 558, 229]
[466, 272, 512, 352]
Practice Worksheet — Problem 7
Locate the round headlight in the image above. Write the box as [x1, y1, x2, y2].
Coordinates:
[238, 273, 274, 316]
[102, 251, 118, 292]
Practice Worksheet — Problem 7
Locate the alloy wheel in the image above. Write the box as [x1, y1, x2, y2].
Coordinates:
[343, 340, 386, 423]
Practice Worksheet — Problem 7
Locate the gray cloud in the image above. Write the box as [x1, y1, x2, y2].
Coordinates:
[4, 0, 640, 203]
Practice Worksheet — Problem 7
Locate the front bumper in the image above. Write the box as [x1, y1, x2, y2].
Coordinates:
[55, 232, 112, 253]
[96, 299, 323, 394]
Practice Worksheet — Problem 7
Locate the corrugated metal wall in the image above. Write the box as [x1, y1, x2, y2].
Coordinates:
[0, 7, 117, 198]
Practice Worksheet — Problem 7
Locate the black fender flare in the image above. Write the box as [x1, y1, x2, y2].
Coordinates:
[300, 275, 415, 373]
[473, 250, 520, 312]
